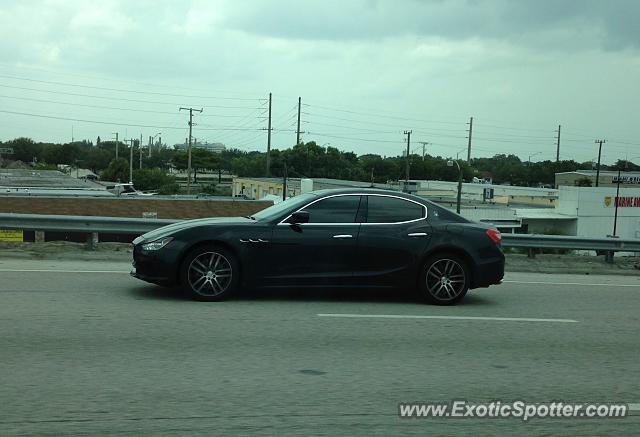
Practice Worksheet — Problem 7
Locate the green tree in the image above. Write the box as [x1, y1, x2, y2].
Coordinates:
[100, 158, 129, 182]
[6, 137, 42, 163]
[575, 177, 593, 187]
[172, 148, 219, 182]
[132, 169, 179, 194]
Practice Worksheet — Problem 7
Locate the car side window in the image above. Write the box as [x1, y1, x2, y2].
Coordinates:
[366, 196, 425, 223]
[300, 195, 361, 223]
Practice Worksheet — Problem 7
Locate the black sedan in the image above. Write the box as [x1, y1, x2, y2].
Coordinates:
[131, 189, 504, 305]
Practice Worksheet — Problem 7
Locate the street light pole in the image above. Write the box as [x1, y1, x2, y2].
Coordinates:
[595, 139, 606, 187]
[447, 159, 462, 214]
[613, 168, 621, 236]
[151, 132, 161, 157]
[528, 151, 541, 165]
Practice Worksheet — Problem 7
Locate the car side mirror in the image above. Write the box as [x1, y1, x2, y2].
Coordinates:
[288, 211, 310, 224]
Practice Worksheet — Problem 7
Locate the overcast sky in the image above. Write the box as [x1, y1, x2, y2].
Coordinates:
[0, 0, 639, 164]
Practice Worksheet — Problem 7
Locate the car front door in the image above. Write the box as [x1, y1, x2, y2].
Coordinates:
[260, 194, 363, 289]
[355, 195, 432, 289]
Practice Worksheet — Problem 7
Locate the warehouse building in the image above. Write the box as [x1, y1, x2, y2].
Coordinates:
[555, 170, 640, 188]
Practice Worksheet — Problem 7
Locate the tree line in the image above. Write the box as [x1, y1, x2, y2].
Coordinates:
[2, 137, 634, 191]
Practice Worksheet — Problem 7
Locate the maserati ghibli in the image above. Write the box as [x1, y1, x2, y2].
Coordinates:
[131, 189, 504, 305]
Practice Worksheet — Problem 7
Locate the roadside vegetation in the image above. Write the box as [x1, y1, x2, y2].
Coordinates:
[2, 136, 636, 192]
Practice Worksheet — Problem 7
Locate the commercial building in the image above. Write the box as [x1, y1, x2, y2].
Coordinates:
[399, 180, 558, 207]
[173, 141, 226, 153]
[555, 170, 640, 188]
[232, 177, 390, 200]
[461, 185, 640, 241]
[0, 169, 112, 197]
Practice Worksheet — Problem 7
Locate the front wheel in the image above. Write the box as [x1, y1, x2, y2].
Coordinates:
[180, 245, 239, 301]
[419, 253, 470, 305]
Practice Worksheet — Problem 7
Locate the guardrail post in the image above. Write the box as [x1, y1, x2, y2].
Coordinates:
[86, 232, 98, 250]
[35, 230, 45, 243]
[527, 248, 536, 258]
[605, 250, 615, 264]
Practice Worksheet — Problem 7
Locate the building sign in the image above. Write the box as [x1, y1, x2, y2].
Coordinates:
[142, 211, 158, 219]
[605, 196, 640, 207]
[612, 176, 640, 184]
[0, 229, 23, 242]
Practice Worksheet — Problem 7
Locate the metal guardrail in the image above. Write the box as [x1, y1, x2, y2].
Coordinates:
[0, 213, 178, 234]
[2, 213, 640, 258]
[501, 233, 640, 252]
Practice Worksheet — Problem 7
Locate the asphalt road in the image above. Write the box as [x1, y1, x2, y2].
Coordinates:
[1, 258, 639, 435]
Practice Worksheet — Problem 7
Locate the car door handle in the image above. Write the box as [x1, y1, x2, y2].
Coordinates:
[407, 232, 428, 237]
[332, 234, 353, 239]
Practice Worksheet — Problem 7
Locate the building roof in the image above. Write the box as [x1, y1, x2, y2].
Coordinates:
[0, 169, 99, 189]
[514, 208, 577, 220]
[556, 170, 640, 178]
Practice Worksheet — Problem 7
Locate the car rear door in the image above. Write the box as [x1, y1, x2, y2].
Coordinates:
[355, 195, 432, 289]
[260, 194, 364, 288]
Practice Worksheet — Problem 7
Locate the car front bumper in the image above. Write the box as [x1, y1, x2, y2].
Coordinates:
[131, 242, 184, 286]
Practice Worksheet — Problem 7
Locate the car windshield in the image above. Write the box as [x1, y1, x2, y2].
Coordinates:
[250, 193, 317, 221]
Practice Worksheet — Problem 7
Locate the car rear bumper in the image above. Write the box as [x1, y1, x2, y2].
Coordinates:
[471, 254, 505, 288]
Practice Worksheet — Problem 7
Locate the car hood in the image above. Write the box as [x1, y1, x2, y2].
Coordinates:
[135, 216, 253, 244]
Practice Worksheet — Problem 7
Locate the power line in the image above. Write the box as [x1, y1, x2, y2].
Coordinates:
[303, 102, 463, 126]
[0, 62, 268, 98]
[305, 132, 402, 144]
[0, 84, 263, 109]
[0, 74, 264, 101]
[0, 109, 264, 131]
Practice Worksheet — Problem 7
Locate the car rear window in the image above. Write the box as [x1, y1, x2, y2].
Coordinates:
[366, 195, 425, 223]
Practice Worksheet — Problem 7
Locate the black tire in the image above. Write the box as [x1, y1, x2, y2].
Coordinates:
[419, 253, 470, 305]
[180, 245, 239, 301]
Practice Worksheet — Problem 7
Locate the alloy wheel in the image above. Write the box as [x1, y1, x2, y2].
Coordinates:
[425, 258, 466, 301]
[187, 251, 233, 296]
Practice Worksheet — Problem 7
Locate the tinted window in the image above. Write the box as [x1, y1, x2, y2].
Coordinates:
[300, 195, 361, 223]
[366, 196, 424, 223]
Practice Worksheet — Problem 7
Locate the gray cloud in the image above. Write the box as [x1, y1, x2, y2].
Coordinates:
[221, 0, 640, 50]
[0, 0, 638, 162]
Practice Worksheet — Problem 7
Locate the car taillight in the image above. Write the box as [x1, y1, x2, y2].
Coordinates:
[485, 229, 501, 244]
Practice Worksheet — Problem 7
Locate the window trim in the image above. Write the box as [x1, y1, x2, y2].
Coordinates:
[277, 193, 426, 226]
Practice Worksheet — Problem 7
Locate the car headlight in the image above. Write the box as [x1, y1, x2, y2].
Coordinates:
[141, 237, 174, 251]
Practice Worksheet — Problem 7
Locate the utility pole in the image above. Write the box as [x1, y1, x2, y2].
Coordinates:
[112, 132, 119, 160]
[282, 162, 288, 201]
[404, 130, 412, 189]
[180, 107, 203, 194]
[418, 141, 430, 161]
[296, 96, 302, 145]
[139, 134, 143, 169]
[595, 139, 606, 187]
[613, 167, 622, 236]
[126, 139, 135, 183]
[266, 92, 272, 177]
[555, 124, 561, 162]
[148, 136, 152, 158]
[466, 116, 473, 164]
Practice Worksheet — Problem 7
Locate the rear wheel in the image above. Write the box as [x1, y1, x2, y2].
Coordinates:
[180, 245, 239, 301]
[419, 253, 470, 305]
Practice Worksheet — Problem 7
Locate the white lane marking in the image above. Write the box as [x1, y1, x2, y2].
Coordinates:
[504, 280, 640, 288]
[0, 269, 129, 274]
[318, 314, 579, 323]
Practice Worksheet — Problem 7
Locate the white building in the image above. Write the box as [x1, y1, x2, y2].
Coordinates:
[173, 141, 226, 153]
[460, 186, 640, 239]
